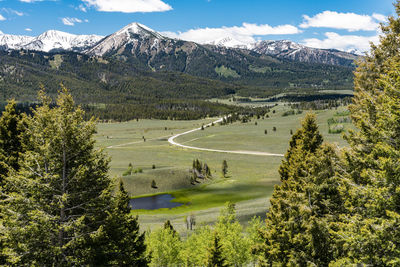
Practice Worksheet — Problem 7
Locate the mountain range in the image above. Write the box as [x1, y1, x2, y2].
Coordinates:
[0, 22, 359, 67]
[0, 22, 355, 115]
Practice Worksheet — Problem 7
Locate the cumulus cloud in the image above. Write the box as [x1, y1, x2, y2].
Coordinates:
[300, 11, 384, 32]
[81, 0, 172, 13]
[162, 23, 300, 45]
[62, 17, 86, 26]
[0, 14, 5, 21]
[372, 13, 387, 22]
[25, 28, 32, 31]
[302, 32, 380, 53]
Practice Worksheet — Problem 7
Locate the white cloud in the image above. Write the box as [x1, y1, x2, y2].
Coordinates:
[78, 4, 87, 12]
[81, 0, 172, 13]
[0, 14, 5, 21]
[372, 13, 387, 22]
[25, 28, 32, 31]
[62, 17, 85, 26]
[302, 32, 380, 53]
[2, 8, 24, 16]
[300, 11, 384, 32]
[162, 23, 300, 45]
[14, 11, 24, 16]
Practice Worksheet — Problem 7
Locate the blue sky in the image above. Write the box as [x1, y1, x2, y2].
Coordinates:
[0, 0, 395, 52]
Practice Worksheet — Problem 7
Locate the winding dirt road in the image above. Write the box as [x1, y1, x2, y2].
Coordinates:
[168, 117, 284, 157]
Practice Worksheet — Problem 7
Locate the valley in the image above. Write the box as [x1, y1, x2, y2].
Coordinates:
[0, 0, 396, 265]
[0, 17, 357, 241]
[95, 104, 353, 231]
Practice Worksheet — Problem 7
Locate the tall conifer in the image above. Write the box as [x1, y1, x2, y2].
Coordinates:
[257, 113, 343, 266]
[1, 88, 147, 265]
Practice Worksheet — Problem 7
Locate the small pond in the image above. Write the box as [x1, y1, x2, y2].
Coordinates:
[130, 194, 184, 210]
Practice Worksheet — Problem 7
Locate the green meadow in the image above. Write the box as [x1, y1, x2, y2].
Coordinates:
[95, 105, 352, 231]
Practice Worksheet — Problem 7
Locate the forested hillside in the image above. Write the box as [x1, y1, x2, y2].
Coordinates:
[0, 47, 353, 120]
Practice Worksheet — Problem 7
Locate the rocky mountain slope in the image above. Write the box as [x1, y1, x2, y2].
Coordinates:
[0, 23, 358, 67]
[250, 40, 359, 67]
[0, 22, 354, 103]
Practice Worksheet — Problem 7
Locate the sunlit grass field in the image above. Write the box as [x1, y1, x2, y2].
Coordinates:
[95, 105, 352, 230]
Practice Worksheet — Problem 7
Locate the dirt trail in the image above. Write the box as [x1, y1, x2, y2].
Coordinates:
[168, 118, 284, 157]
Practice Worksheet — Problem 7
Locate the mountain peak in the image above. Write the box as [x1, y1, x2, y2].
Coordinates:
[85, 22, 166, 56]
[40, 29, 74, 36]
[207, 36, 254, 49]
[114, 22, 164, 39]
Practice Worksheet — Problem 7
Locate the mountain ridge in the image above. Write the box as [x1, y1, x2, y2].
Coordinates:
[0, 30, 103, 52]
[0, 22, 358, 67]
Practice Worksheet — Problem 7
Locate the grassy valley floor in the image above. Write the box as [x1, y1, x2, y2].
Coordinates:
[95, 105, 352, 232]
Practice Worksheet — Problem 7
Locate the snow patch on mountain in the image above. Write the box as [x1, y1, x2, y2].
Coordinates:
[23, 30, 103, 52]
[206, 36, 255, 50]
[0, 34, 34, 50]
[0, 22, 359, 66]
[86, 22, 165, 56]
[0, 30, 103, 52]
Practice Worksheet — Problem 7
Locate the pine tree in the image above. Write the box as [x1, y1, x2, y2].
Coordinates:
[256, 113, 343, 266]
[94, 180, 148, 266]
[0, 100, 25, 185]
[0, 100, 25, 267]
[1, 88, 146, 265]
[207, 233, 227, 267]
[203, 163, 211, 177]
[278, 113, 323, 181]
[222, 160, 228, 178]
[325, 4, 400, 265]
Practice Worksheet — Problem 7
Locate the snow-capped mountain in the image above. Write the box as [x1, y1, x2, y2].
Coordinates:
[206, 36, 255, 50]
[85, 22, 168, 56]
[0, 34, 34, 50]
[181, 33, 359, 66]
[0, 30, 103, 52]
[249, 40, 359, 66]
[0, 23, 359, 67]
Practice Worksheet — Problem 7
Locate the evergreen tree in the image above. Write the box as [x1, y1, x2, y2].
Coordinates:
[332, 12, 400, 262]
[1, 88, 146, 265]
[203, 163, 211, 177]
[0, 100, 25, 267]
[256, 113, 343, 266]
[196, 159, 202, 172]
[278, 113, 323, 181]
[222, 160, 228, 178]
[95, 180, 148, 266]
[207, 233, 227, 267]
[0, 100, 25, 185]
